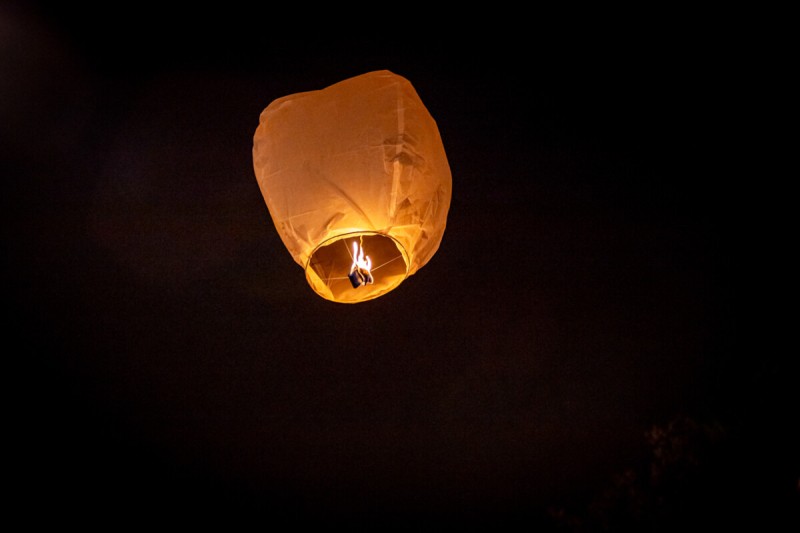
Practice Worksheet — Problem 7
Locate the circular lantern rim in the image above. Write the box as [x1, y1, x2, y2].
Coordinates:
[304, 230, 410, 304]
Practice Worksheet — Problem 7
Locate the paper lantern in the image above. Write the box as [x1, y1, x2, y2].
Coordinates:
[252, 70, 452, 303]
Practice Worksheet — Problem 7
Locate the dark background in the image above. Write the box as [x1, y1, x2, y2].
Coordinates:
[3, 4, 795, 530]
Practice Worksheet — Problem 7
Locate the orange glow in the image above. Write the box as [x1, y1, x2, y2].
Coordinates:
[252, 70, 451, 303]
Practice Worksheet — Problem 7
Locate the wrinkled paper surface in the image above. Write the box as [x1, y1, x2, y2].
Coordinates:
[253, 70, 451, 302]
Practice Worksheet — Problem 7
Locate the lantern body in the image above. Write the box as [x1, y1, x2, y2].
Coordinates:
[252, 70, 452, 303]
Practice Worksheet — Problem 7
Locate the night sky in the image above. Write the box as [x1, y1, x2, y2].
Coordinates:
[4, 4, 796, 530]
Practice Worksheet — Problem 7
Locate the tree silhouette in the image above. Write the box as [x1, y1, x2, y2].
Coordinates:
[546, 412, 796, 531]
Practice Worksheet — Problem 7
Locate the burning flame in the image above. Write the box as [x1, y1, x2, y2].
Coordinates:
[349, 240, 373, 288]
[351, 241, 372, 273]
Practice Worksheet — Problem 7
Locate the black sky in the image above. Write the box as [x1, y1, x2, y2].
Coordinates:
[3, 4, 796, 530]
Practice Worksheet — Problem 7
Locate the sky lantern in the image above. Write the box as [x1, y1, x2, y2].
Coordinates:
[252, 70, 452, 303]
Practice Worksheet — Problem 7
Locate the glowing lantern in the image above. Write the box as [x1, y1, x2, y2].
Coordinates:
[252, 70, 452, 303]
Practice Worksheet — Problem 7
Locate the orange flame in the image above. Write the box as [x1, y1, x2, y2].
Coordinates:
[349, 240, 373, 287]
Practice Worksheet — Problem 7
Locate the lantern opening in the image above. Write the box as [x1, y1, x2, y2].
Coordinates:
[306, 232, 408, 303]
